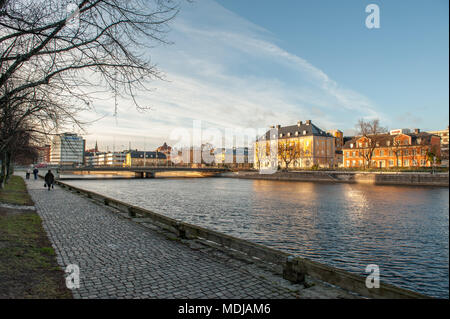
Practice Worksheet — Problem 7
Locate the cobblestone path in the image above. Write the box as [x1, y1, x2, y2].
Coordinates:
[25, 179, 298, 299]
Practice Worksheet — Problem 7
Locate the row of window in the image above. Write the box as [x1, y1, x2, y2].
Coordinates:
[345, 148, 427, 158]
[346, 159, 427, 167]
[349, 139, 411, 149]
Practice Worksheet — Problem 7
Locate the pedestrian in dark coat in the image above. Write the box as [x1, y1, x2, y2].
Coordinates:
[33, 168, 39, 180]
[44, 170, 54, 191]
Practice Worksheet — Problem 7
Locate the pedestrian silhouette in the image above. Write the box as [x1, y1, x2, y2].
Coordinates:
[44, 170, 54, 191]
[33, 167, 39, 180]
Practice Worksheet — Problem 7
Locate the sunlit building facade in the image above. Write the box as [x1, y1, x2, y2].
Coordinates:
[342, 129, 441, 168]
[254, 120, 335, 169]
[50, 133, 85, 166]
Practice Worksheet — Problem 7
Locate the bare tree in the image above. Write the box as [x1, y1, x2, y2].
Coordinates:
[0, 0, 180, 186]
[391, 139, 402, 167]
[356, 119, 387, 168]
[278, 139, 300, 171]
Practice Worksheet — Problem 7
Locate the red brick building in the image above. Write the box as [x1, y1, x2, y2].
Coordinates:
[342, 130, 441, 168]
[36, 145, 51, 163]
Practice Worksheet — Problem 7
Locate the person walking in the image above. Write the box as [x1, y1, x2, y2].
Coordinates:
[33, 167, 39, 180]
[44, 170, 54, 191]
[26, 168, 31, 180]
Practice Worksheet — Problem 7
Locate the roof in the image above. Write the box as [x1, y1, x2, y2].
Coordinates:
[258, 121, 332, 141]
[128, 151, 167, 159]
[342, 132, 437, 149]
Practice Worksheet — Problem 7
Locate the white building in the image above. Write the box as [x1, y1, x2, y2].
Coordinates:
[50, 133, 85, 165]
[105, 152, 126, 166]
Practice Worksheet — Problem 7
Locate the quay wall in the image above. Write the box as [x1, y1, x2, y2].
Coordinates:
[226, 171, 449, 187]
[54, 179, 431, 299]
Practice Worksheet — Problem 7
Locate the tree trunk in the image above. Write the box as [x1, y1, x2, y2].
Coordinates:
[0, 151, 6, 189]
[5, 151, 12, 183]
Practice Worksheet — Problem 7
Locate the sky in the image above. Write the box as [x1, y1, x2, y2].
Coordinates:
[79, 0, 449, 151]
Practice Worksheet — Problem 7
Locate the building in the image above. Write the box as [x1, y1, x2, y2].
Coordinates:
[123, 151, 167, 167]
[105, 152, 126, 166]
[254, 120, 335, 169]
[84, 151, 95, 167]
[36, 145, 51, 163]
[156, 142, 172, 160]
[50, 133, 85, 166]
[427, 126, 449, 166]
[342, 129, 441, 168]
[214, 147, 253, 169]
[85, 141, 99, 154]
[327, 129, 344, 168]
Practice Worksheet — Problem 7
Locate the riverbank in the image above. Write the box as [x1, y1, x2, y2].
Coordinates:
[0, 176, 72, 299]
[225, 171, 449, 187]
[54, 179, 432, 299]
[23, 177, 357, 299]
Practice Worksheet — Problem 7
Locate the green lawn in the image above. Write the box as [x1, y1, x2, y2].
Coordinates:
[0, 176, 72, 299]
[0, 175, 34, 206]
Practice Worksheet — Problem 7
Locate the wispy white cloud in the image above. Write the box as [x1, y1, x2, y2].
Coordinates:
[80, 0, 383, 150]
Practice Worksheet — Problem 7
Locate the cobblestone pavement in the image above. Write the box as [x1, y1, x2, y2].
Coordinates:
[25, 179, 299, 299]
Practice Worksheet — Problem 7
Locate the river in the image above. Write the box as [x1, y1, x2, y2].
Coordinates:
[64, 177, 449, 298]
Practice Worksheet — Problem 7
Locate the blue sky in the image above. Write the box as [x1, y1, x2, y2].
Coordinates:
[82, 0, 449, 151]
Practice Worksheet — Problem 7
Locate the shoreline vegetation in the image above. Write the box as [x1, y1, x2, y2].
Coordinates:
[0, 176, 72, 299]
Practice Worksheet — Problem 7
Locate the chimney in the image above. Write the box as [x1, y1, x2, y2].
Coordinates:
[276, 124, 281, 129]
[269, 125, 275, 129]
[297, 120, 303, 127]
[306, 120, 311, 125]
[414, 128, 420, 134]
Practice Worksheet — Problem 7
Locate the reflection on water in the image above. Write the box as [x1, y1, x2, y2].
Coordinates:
[65, 178, 449, 298]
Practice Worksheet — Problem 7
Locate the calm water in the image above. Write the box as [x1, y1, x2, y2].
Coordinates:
[65, 177, 449, 298]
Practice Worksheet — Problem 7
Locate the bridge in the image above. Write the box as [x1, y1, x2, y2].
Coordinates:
[56, 166, 231, 178]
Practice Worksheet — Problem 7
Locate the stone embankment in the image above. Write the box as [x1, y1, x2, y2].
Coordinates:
[226, 171, 449, 187]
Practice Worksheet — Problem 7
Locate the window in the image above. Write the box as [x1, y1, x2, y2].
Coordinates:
[380, 150, 384, 156]
[389, 150, 393, 156]
[346, 160, 350, 167]
[350, 143, 354, 148]
[404, 150, 409, 156]
[303, 130, 307, 135]
[412, 160, 418, 166]
[352, 160, 356, 166]
[389, 160, 394, 166]
[359, 160, 363, 166]
[421, 159, 426, 166]
[404, 159, 409, 166]
[386, 141, 391, 146]
[352, 151, 355, 157]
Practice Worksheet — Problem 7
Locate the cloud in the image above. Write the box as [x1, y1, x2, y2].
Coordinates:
[80, 0, 382, 150]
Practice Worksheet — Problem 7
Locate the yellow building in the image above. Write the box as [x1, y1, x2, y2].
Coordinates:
[123, 151, 167, 167]
[254, 120, 336, 169]
[327, 129, 344, 167]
